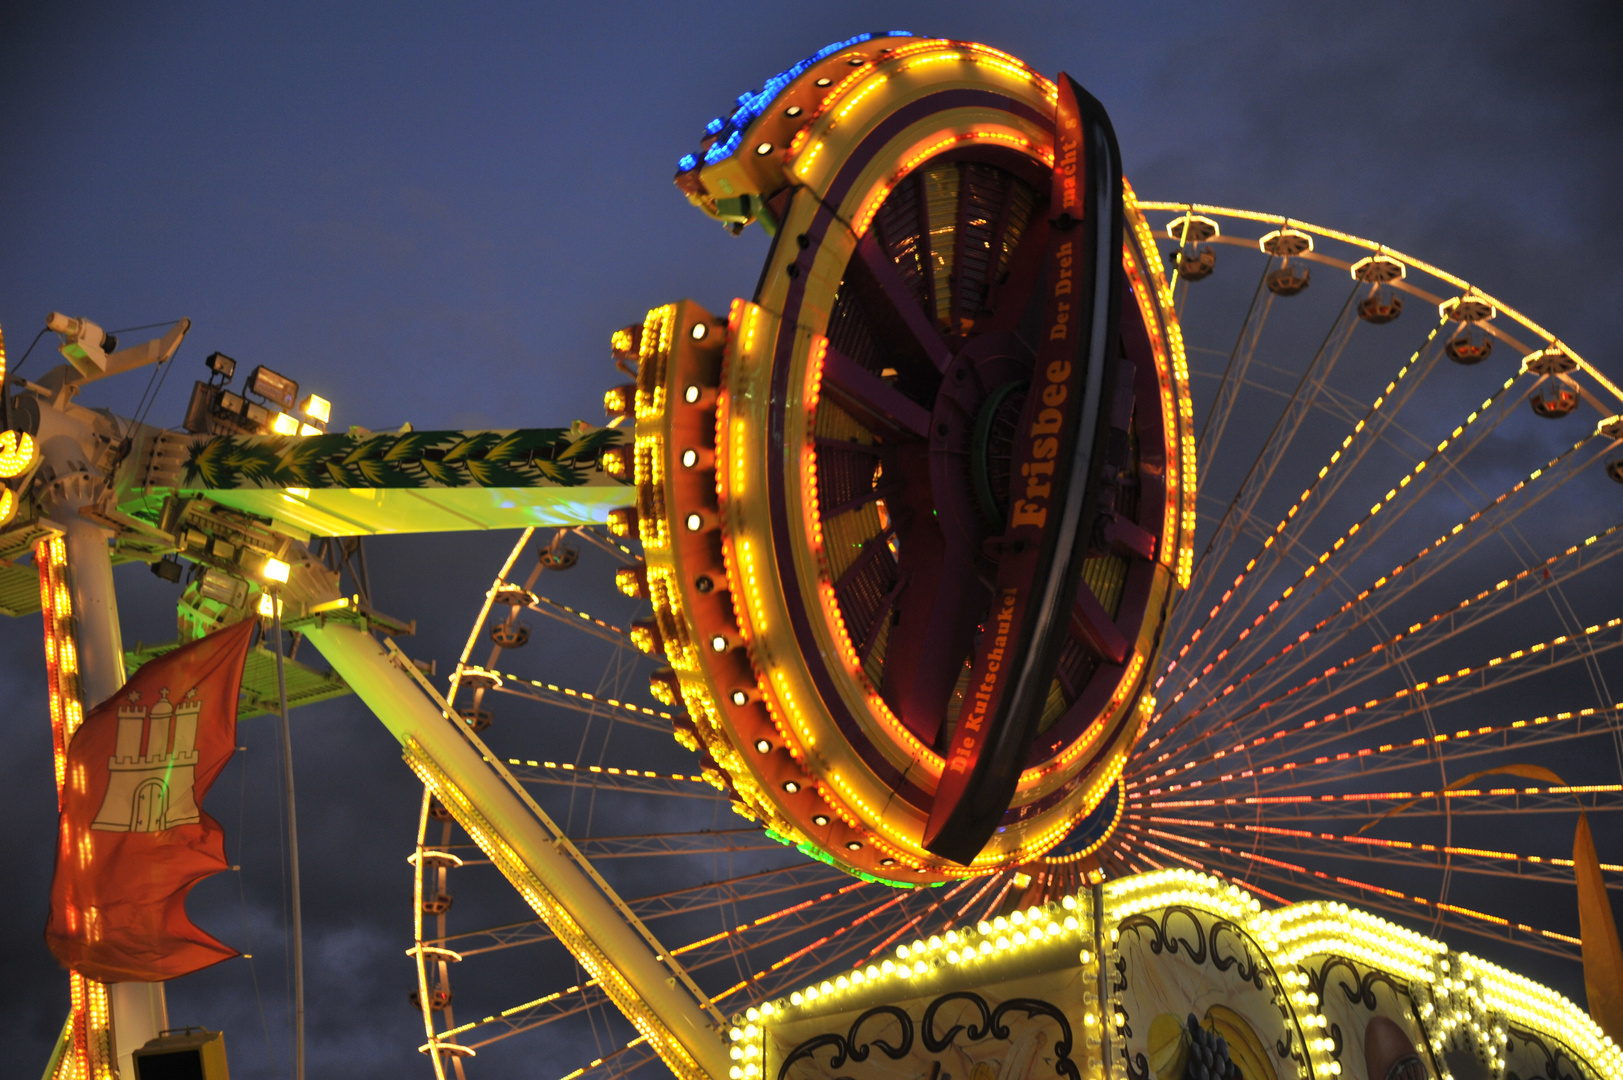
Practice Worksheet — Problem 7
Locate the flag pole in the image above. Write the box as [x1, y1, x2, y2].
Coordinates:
[270, 593, 306, 1080]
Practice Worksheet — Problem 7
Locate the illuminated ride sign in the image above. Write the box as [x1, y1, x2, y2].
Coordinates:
[626, 35, 1197, 885]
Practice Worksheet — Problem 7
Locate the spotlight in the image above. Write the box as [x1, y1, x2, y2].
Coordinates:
[206, 351, 238, 381]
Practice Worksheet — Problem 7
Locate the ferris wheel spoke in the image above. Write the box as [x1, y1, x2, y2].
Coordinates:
[1192, 271, 1274, 479]
[1140, 709, 1623, 796]
[553, 1038, 660, 1080]
[473, 674, 676, 733]
[432, 980, 611, 1051]
[1171, 284, 1363, 647]
[1145, 607, 1623, 780]
[570, 525, 643, 566]
[570, 828, 782, 859]
[1134, 813, 1623, 891]
[671, 883, 915, 980]
[627, 862, 849, 922]
[705, 887, 927, 1007]
[1124, 826, 1585, 962]
[1164, 369, 1535, 706]
[1131, 782, 1623, 818]
[505, 759, 726, 800]
[518, 593, 639, 651]
[426, 863, 847, 958]
[1142, 500, 1623, 769]
[670, 881, 877, 972]
[1173, 615, 1623, 777]
[1146, 518, 1623, 764]
[1163, 328, 1450, 690]
[1166, 363, 1524, 700]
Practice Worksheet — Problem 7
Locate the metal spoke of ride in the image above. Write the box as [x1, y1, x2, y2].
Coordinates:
[1142, 441, 1616, 765]
[1141, 519, 1623, 767]
[568, 828, 782, 860]
[1131, 811, 1623, 889]
[1132, 706, 1622, 796]
[505, 759, 724, 800]
[1169, 321, 1447, 677]
[1171, 282, 1365, 647]
[1122, 825, 1585, 962]
[1163, 368, 1536, 706]
[474, 673, 675, 734]
[1176, 381, 1582, 705]
[426, 862, 846, 956]
[1144, 617, 1623, 786]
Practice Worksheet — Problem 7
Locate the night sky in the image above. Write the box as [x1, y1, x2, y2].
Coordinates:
[3, 3, 1621, 1077]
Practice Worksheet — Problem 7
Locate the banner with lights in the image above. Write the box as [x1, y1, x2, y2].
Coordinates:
[727, 871, 1620, 1080]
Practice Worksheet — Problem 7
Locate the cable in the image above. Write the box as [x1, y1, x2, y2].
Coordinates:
[107, 320, 182, 335]
[8, 327, 46, 381]
[234, 743, 279, 1070]
[271, 600, 307, 1080]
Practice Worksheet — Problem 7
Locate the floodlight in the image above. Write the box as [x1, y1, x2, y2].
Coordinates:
[248, 365, 299, 409]
[262, 557, 290, 583]
[299, 393, 330, 423]
[206, 351, 237, 381]
[271, 413, 300, 435]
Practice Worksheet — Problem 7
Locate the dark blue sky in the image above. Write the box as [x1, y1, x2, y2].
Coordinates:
[3, 3, 1620, 1077]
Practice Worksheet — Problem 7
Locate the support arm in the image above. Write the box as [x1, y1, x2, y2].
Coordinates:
[300, 620, 728, 1080]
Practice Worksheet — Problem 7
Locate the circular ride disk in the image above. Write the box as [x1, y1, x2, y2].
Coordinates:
[627, 34, 1196, 883]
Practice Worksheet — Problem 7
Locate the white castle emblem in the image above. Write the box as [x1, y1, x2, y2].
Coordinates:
[91, 686, 203, 833]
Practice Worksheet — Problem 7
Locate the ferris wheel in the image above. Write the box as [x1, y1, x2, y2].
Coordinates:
[379, 33, 1623, 1080]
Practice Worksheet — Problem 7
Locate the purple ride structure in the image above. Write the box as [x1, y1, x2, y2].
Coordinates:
[12, 32, 1623, 1080]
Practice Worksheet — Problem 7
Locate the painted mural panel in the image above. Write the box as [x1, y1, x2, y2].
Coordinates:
[1300, 955, 1433, 1080]
[768, 966, 1094, 1080]
[1111, 904, 1303, 1080]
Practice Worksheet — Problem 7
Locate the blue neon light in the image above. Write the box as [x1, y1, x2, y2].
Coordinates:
[678, 31, 917, 172]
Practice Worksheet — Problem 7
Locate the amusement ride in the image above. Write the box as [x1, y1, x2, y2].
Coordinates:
[14, 31, 1623, 1080]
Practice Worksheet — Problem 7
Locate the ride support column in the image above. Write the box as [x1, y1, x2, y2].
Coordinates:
[40, 430, 168, 1078]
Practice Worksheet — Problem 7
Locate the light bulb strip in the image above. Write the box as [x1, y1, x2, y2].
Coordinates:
[1127, 703, 1620, 799]
[1142, 512, 1623, 781]
[1146, 424, 1600, 780]
[1152, 318, 1447, 710]
[1131, 617, 1623, 798]
[1154, 368, 1525, 750]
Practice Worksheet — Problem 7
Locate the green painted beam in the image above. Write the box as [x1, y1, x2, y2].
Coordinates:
[130, 424, 634, 536]
[126, 641, 351, 717]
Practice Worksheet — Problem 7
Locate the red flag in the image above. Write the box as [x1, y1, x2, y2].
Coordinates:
[46, 617, 255, 982]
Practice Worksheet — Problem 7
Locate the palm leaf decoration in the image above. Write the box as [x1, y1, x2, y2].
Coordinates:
[342, 433, 396, 467]
[530, 458, 587, 487]
[226, 439, 286, 486]
[557, 426, 619, 461]
[354, 457, 416, 487]
[324, 460, 355, 487]
[442, 433, 500, 464]
[485, 428, 562, 463]
[421, 459, 463, 486]
[274, 433, 353, 487]
[465, 458, 534, 488]
[381, 431, 446, 462]
[183, 438, 242, 487]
